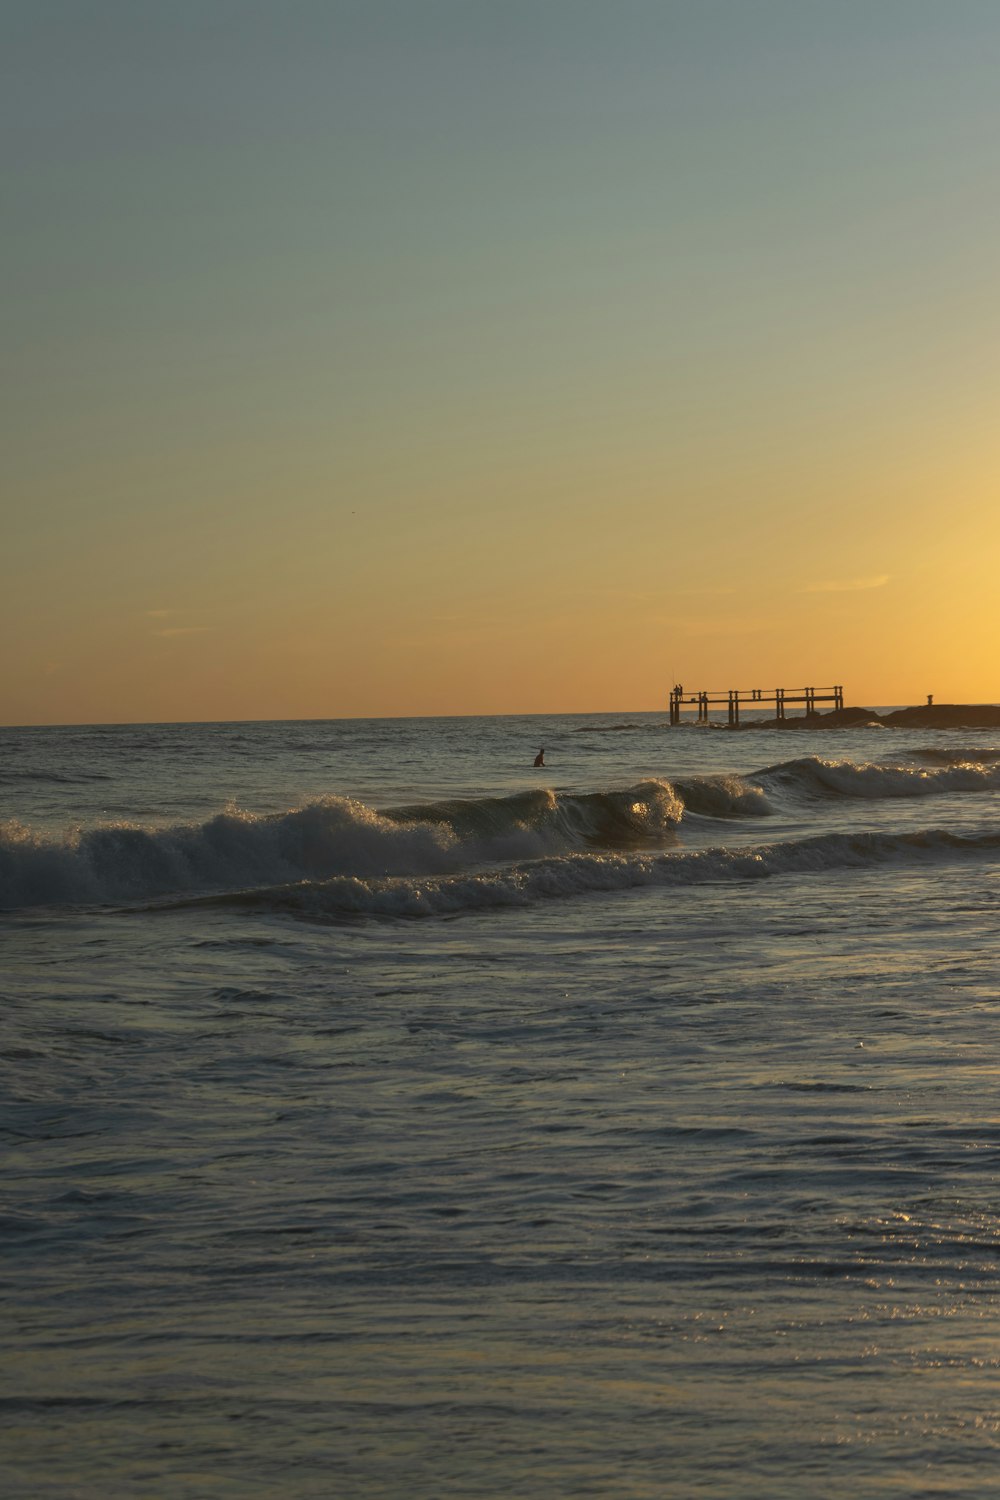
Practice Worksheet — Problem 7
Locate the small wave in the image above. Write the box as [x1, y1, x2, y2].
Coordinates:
[572, 723, 644, 733]
[909, 746, 1000, 767]
[756, 756, 1000, 800]
[0, 769, 113, 785]
[165, 828, 1000, 922]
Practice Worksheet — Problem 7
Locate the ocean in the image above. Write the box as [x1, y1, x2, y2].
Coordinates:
[3, 711, 1000, 1498]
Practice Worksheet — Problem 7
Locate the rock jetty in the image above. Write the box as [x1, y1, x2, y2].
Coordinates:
[747, 703, 1000, 730]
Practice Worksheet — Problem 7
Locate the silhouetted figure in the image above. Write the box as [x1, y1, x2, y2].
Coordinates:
[927, 694, 934, 706]
[533, 748, 545, 767]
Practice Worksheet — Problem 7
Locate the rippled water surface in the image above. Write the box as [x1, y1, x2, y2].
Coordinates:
[3, 713, 1000, 1496]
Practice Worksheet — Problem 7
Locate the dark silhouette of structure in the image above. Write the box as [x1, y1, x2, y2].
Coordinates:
[669, 684, 845, 726]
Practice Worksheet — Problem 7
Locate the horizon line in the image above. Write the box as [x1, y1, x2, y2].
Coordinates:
[4, 700, 997, 732]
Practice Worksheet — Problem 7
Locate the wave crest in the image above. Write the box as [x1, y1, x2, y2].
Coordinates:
[0, 799, 460, 909]
[674, 774, 771, 818]
[171, 828, 1000, 922]
[0, 783, 684, 911]
[758, 756, 1000, 799]
[6, 751, 996, 912]
[910, 746, 1000, 767]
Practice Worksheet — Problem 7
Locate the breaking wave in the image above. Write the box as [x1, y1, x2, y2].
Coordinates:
[169, 828, 1000, 921]
[758, 756, 1000, 799]
[672, 774, 771, 818]
[0, 783, 683, 910]
[3, 753, 997, 912]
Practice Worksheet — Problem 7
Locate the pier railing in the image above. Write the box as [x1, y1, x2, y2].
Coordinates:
[668, 685, 844, 726]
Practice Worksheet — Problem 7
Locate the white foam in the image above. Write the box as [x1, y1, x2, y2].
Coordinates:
[0, 781, 684, 910]
[759, 756, 1000, 799]
[182, 827, 1000, 921]
[0, 798, 461, 909]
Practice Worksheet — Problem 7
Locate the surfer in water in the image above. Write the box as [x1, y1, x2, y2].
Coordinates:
[533, 748, 545, 767]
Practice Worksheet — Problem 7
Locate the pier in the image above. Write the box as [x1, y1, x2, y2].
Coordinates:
[669, 683, 845, 726]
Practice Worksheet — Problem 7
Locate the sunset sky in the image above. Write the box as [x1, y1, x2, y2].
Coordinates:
[4, 0, 999, 724]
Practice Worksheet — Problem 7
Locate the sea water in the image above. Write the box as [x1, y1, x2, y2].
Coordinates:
[2, 712, 1000, 1497]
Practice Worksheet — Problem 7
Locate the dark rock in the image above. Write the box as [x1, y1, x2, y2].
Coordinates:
[737, 703, 1000, 730]
[880, 704, 1000, 728]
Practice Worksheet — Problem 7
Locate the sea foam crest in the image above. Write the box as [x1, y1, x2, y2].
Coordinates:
[180, 827, 1000, 921]
[758, 756, 1000, 799]
[0, 782, 685, 910]
[0, 800, 459, 909]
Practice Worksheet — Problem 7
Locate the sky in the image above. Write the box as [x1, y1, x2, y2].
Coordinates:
[3, 0, 999, 724]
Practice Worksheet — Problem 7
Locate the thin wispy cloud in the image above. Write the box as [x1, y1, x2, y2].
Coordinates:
[153, 626, 212, 638]
[800, 575, 890, 594]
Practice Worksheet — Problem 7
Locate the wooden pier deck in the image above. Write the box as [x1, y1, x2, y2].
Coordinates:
[669, 684, 845, 726]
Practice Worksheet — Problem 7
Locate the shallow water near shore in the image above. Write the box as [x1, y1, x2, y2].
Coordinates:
[3, 712, 1000, 1497]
